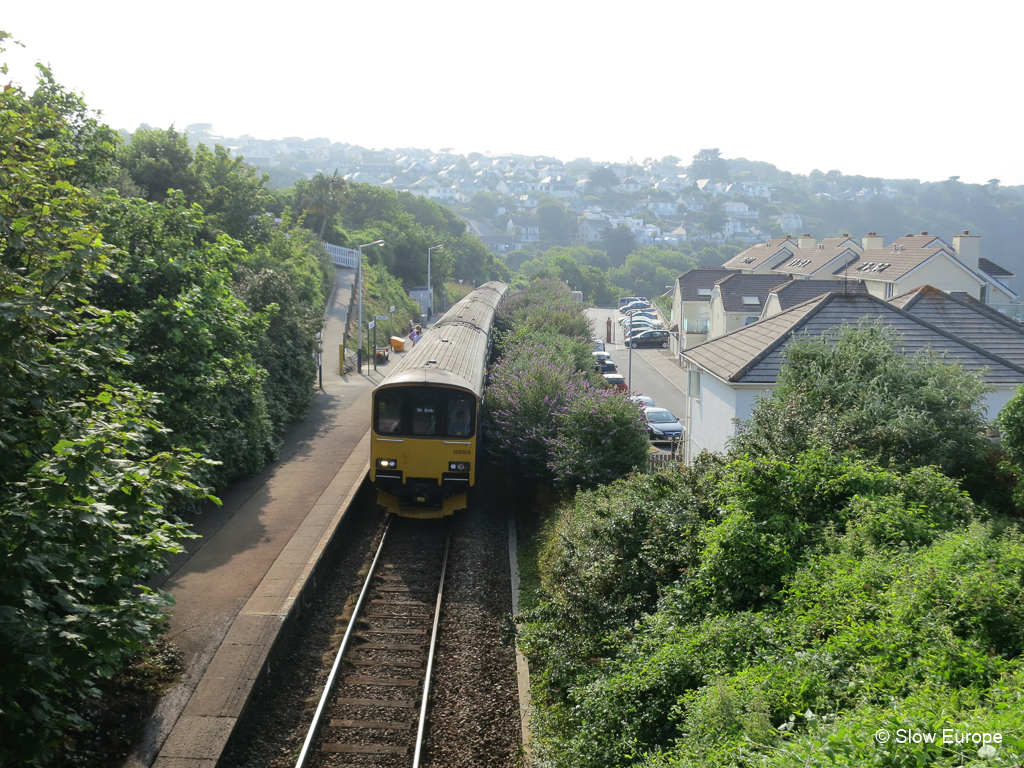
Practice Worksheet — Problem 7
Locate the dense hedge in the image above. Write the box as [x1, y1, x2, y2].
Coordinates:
[520, 325, 1024, 768]
[0, 48, 332, 760]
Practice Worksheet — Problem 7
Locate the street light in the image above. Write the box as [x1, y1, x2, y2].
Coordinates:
[427, 244, 444, 320]
[357, 239, 385, 373]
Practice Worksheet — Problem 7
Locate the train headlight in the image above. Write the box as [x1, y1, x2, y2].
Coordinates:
[379, 459, 397, 468]
[448, 461, 470, 472]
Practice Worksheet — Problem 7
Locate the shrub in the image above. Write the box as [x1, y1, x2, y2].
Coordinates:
[547, 387, 650, 488]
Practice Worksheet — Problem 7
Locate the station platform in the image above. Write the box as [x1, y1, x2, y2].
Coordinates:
[126, 267, 392, 767]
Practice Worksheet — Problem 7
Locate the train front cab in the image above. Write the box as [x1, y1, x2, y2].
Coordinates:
[370, 384, 478, 518]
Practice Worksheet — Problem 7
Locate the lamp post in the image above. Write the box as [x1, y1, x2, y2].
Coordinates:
[427, 244, 444, 321]
[357, 239, 385, 373]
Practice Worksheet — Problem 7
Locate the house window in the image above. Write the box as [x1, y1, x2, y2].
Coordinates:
[981, 284, 989, 304]
[742, 296, 760, 305]
[698, 288, 712, 297]
[688, 368, 701, 400]
[884, 283, 894, 299]
[744, 316, 759, 325]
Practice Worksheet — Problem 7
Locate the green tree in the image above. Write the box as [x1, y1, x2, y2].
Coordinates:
[300, 169, 349, 239]
[601, 223, 638, 265]
[589, 165, 619, 189]
[93, 191, 277, 487]
[538, 199, 573, 245]
[192, 142, 274, 247]
[688, 147, 729, 181]
[118, 125, 202, 202]
[0, 50, 211, 761]
[730, 322, 998, 497]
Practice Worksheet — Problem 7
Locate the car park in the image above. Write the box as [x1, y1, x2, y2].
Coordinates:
[628, 329, 671, 348]
[603, 373, 628, 391]
[643, 407, 684, 441]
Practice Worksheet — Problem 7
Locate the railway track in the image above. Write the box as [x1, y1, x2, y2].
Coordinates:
[295, 516, 452, 767]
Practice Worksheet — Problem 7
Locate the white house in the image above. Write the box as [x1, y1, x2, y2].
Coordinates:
[680, 290, 1024, 460]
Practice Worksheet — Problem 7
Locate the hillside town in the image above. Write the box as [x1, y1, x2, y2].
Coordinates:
[210, 134, 836, 250]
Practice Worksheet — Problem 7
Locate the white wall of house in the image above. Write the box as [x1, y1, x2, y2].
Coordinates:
[862, 257, 983, 301]
[686, 371, 770, 457]
[685, 370, 1017, 463]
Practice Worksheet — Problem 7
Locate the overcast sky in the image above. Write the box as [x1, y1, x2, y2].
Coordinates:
[4, 1, 1021, 185]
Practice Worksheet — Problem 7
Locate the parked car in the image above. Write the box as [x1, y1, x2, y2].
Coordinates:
[619, 300, 652, 314]
[620, 316, 662, 329]
[630, 394, 656, 408]
[628, 329, 671, 348]
[643, 407, 683, 441]
[603, 373, 628, 391]
[623, 320, 665, 335]
[595, 360, 618, 374]
[592, 339, 606, 352]
[592, 351, 613, 365]
[618, 296, 648, 309]
[620, 311, 659, 324]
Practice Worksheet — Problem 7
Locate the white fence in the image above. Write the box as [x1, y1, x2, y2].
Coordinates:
[324, 242, 359, 268]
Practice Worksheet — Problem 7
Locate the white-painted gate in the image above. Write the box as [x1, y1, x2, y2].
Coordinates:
[324, 242, 359, 268]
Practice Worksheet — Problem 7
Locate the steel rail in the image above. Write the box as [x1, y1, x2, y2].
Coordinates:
[411, 521, 453, 768]
[294, 516, 394, 768]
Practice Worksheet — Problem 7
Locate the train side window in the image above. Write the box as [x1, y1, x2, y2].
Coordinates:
[412, 396, 438, 436]
[376, 393, 403, 434]
[447, 397, 473, 437]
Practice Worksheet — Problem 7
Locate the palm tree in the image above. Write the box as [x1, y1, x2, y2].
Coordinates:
[303, 170, 349, 239]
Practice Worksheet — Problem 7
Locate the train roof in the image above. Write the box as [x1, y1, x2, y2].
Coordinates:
[376, 282, 509, 396]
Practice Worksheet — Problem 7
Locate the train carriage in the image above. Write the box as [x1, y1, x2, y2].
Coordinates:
[370, 281, 509, 518]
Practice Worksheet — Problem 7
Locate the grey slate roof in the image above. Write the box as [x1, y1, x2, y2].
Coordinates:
[676, 266, 734, 301]
[683, 291, 1024, 386]
[980, 258, 1014, 278]
[890, 285, 1024, 368]
[714, 273, 790, 311]
[768, 279, 867, 310]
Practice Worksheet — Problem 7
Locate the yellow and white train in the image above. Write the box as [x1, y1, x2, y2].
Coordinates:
[370, 282, 509, 518]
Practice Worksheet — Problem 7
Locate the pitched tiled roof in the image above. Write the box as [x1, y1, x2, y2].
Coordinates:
[831, 246, 977, 283]
[768, 279, 867, 310]
[773, 246, 859, 277]
[683, 291, 1024, 386]
[722, 240, 796, 270]
[676, 267, 734, 301]
[890, 286, 1024, 368]
[714, 273, 790, 311]
[979, 258, 1014, 278]
[890, 234, 951, 250]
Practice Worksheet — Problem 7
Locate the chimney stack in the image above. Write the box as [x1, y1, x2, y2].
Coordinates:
[952, 229, 980, 271]
[862, 232, 883, 250]
[798, 233, 816, 249]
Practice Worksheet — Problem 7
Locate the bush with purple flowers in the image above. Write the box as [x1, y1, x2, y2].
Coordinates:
[485, 280, 648, 486]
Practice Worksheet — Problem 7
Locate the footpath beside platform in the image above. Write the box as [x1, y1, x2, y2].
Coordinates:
[126, 267, 394, 767]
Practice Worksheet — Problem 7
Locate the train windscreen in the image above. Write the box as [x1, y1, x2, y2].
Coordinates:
[375, 389, 475, 437]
